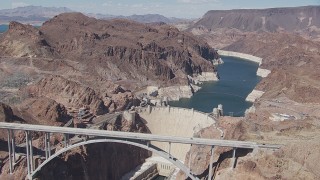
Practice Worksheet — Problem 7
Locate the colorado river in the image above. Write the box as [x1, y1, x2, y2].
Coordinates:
[169, 56, 261, 117]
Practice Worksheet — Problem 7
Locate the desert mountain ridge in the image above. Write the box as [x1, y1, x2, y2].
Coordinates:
[0, 5, 187, 25]
[190, 5, 320, 40]
[0, 12, 218, 115]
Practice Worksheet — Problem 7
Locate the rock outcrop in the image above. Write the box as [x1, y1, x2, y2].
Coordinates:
[23, 75, 108, 115]
[37, 13, 218, 83]
[0, 21, 55, 58]
[0, 102, 14, 122]
[15, 97, 71, 125]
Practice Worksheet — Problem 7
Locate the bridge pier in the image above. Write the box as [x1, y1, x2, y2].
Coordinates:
[30, 133, 34, 172]
[11, 130, 16, 163]
[188, 144, 192, 173]
[25, 131, 31, 178]
[208, 146, 215, 180]
[64, 133, 70, 147]
[168, 142, 171, 158]
[44, 132, 52, 159]
[7, 129, 13, 174]
[231, 147, 237, 169]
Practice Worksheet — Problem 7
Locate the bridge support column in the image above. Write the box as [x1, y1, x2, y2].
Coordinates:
[208, 146, 215, 180]
[168, 142, 171, 158]
[7, 129, 13, 174]
[64, 133, 70, 147]
[188, 144, 192, 173]
[44, 133, 51, 159]
[25, 131, 31, 178]
[231, 147, 237, 169]
[47, 133, 51, 157]
[44, 133, 48, 159]
[11, 130, 16, 163]
[30, 133, 34, 172]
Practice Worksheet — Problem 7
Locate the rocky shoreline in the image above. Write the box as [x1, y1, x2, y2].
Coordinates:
[146, 50, 267, 106]
[218, 50, 271, 104]
[137, 71, 219, 102]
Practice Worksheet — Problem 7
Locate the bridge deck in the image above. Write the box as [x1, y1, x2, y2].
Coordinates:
[0, 122, 280, 149]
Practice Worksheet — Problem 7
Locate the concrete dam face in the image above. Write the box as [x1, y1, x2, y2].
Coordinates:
[137, 106, 217, 160]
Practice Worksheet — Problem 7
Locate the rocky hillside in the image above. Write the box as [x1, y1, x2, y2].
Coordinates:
[0, 22, 55, 58]
[38, 13, 217, 83]
[184, 5, 320, 180]
[223, 32, 320, 103]
[0, 13, 218, 83]
[0, 12, 218, 115]
[192, 6, 320, 38]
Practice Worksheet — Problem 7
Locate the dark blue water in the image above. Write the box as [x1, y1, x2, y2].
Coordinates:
[0, 24, 8, 33]
[0, 24, 40, 33]
[169, 56, 261, 117]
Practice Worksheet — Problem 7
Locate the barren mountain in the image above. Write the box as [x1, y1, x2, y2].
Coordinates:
[0, 6, 72, 25]
[188, 6, 320, 49]
[192, 6, 320, 38]
[0, 21, 55, 58]
[112, 14, 183, 24]
[0, 6, 72, 18]
[0, 6, 186, 25]
[0, 12, 217, 111]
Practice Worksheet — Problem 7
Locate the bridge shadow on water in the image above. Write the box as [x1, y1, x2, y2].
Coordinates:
[189, 148, 253, 180]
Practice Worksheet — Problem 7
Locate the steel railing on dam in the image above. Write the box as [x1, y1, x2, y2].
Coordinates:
[0, 122, 281, 180]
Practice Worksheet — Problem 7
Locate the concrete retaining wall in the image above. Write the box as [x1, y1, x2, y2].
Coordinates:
[218, 50, 262, 65]
[137, 106, 216, 160]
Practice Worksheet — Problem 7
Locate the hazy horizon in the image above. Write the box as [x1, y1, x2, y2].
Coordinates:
[1, 0, 319, 18]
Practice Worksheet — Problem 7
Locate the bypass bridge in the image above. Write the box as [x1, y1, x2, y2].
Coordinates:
[0, 122, 281, 180]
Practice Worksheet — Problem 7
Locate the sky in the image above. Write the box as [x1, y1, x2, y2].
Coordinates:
[2, 0, 320, 18]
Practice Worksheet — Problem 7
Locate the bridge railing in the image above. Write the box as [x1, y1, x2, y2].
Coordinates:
[0, 122, 281, 180]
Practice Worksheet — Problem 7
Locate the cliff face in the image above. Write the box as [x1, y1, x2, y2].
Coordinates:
[14, 97, 71, 125]
[193, 6, 320, 35]
[36, 144, 150, 180]
[23, 75, 108, 115]
[189, 6, 320, 49]
[0, 102, 14, 122]
[37, 13, 217, 82]
[34, 113, 150, 180]
[0, 13, 219, 116]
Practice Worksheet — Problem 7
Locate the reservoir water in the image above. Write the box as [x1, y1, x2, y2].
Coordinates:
[0, 24, 40, 33]
[0, 24, 8, 33]
[169, 56, 261, 117]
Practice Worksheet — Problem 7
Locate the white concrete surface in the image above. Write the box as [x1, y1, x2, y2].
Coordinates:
[192, 72, 219, 82]
[146, 157, 176, 177]
[121, 162, 157, 180]
[257, 68, 271, 78]
[138, 106, 216, 160]
[246, 90, 265, 102]
[158, 85, 193, 101]
[218, 50, 262, 65]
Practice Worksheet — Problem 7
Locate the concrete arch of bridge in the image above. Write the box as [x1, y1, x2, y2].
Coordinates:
[30, 138, 198, 180]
